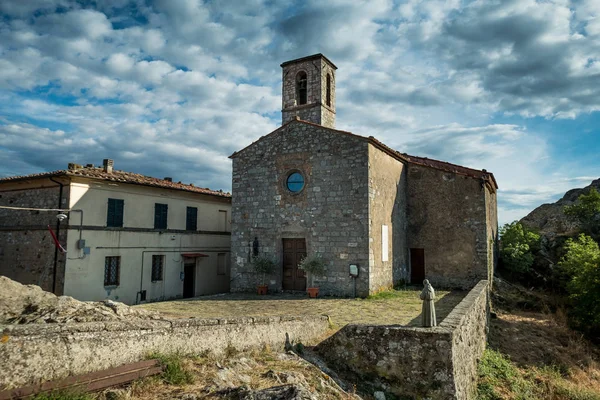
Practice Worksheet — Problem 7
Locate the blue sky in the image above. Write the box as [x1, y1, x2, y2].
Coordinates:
[0, 0, 599, 225]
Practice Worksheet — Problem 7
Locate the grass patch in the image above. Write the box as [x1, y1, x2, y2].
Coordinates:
[147, 352, 194, 385]
[477, 349, 536, 400]
[478, 349, 600, 400]
[366, 289, 416, 300]
[32, 391, 94, 400]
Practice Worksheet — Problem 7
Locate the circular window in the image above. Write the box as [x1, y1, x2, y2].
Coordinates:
[286, 172, 305, 193]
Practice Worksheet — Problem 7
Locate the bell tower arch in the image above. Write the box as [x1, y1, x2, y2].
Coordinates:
[281, 53, 337, 128]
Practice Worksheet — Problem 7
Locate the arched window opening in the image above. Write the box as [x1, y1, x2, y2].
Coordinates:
[296, 71, 307, 105]
[326, 74, 331, 107]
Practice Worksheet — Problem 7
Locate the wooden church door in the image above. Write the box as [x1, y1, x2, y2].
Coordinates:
[282, 239, 307, 291]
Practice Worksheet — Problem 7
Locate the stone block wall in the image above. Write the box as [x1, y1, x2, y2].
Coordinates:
[316, 280, 489, 400]
[281, 56, 336, 128]
[230, 121, 371, 296]
[407, 165, 491, 289]
[0, 315, 329, 388]
[485, 188, 498, 284]
[0, 179, 70, 294]
[367, 144, 408, 292]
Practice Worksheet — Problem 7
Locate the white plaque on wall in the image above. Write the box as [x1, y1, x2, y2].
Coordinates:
[382, 225, 389, 262]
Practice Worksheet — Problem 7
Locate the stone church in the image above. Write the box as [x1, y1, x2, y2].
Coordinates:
[230, 54, 497, 297]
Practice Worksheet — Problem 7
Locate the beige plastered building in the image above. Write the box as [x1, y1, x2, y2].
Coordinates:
[0, 160, 231, 305]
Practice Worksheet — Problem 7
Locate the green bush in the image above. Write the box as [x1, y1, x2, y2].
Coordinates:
[250, 256, 277, 285]
[499, 221, 540, 275]
[559, 234, 600, 338]
[298, 254, 326, 286]
[565, 188, 600, 238]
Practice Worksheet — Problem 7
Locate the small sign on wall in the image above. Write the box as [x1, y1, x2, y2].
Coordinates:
[382, 225, 389, 262]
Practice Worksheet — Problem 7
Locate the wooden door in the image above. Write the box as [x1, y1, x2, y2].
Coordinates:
[410, 248, 425, 284]
[183, 262, 196, 298]
[282, 239, 307, 291]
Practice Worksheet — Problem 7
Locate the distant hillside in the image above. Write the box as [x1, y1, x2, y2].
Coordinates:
[520, 178, 600, 237]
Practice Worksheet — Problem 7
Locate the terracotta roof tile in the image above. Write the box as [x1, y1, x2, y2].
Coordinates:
[0, 167, 231, 198]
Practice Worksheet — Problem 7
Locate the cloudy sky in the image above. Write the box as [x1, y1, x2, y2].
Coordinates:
[0, 0, 599, 225]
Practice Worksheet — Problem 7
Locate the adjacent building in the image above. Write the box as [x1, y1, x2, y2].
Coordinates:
[0, 160, 231, 305]
[229, 54, 498, 296]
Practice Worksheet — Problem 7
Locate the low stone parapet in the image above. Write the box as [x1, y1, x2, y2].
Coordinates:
[316, 280, 489, 400]
[1, 315, 329, 389]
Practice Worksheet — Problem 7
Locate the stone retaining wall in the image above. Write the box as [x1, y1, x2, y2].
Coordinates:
[316, 280, 489, 400]
[0, 315, 329, 388]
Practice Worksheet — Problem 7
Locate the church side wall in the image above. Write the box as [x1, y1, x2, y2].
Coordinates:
[407, 165, 488, 289]
[230, 122, 371, 296]
[367, 144, 408, 293]
[485, 187, 498, 283]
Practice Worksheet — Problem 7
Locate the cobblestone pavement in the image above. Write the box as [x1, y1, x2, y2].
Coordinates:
[139, 288, 466, 327]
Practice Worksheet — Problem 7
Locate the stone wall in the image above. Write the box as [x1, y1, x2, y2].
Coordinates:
[230, 121, 371, 296]
[0, 178, 70, 294]
[485, 188, 498, 284]
[367, 144, 408, 292]
[407, 165, 491, 289]
[316, 280, 489, 400]
[0, 315, 329, 388]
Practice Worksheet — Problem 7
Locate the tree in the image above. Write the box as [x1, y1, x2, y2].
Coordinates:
[499, 221, 540, 275]
[558, 234, 600, 338]
[564, 188, 600, 237]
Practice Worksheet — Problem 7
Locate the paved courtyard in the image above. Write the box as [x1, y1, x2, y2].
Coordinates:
[138, 288, 466, 327]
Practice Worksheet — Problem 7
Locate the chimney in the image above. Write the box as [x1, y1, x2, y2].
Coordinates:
[164, 177, 172, 182]
[103, 159, 114, 174]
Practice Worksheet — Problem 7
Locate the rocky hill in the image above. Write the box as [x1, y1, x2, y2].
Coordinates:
[520, 178, 600, 238]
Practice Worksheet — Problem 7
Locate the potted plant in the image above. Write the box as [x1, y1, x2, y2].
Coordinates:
[298, 254, 327, 298]
[251, 256, 276, 295]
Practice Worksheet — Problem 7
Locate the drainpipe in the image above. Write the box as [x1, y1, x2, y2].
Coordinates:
[49, 177, 64, 294]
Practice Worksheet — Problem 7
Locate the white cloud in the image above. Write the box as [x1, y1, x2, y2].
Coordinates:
[0, 0, 598, 225]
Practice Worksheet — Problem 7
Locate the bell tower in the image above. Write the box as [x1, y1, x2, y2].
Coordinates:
[281, 53, 337, 128]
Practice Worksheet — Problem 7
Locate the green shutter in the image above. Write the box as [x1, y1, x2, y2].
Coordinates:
[107, 199, 124, 227]
[186, 207, 197, 231]
[154, 203, 168, 229]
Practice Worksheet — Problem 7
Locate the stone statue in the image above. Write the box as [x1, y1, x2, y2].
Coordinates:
[420, 279, 437, 327]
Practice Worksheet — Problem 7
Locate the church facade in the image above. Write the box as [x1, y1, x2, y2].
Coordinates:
[230, 54, 497, 297]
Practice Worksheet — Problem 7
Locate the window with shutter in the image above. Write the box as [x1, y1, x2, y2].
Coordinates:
[151, 255, 164, 281]
[154, 203, 168, 229]
[186, 207, 198, 231]
[107, 199, 124, 227]
[104, 256, 120, 286]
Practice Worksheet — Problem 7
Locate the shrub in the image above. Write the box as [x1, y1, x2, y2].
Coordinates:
[499, 221, 540, 276]
[298, 254, 327, 287]
[250, 256, 276, 285]
[559, 234, 600, 339]
[564, 188, 600, 238]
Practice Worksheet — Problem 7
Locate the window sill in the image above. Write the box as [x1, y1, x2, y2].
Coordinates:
[104, 285, 119, 289]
